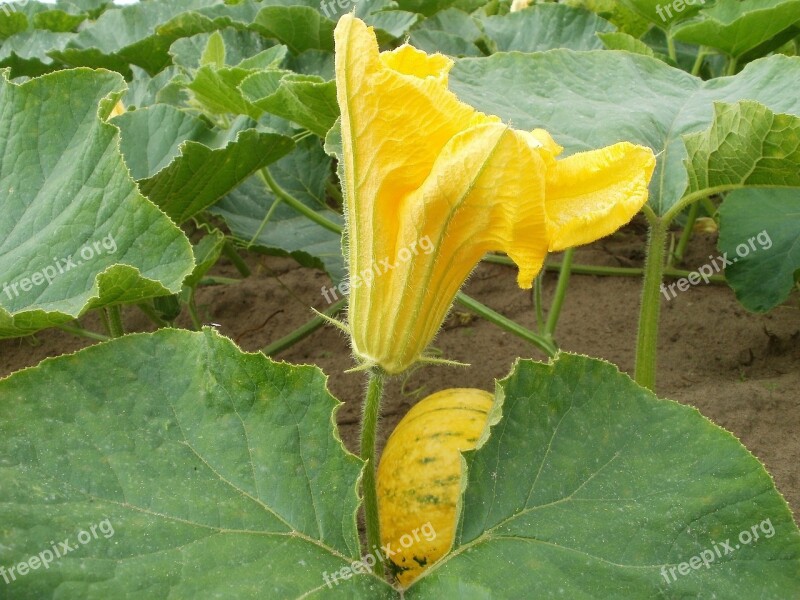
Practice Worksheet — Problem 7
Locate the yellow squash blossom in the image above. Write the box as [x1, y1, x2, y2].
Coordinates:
[334, 15, 655, 375]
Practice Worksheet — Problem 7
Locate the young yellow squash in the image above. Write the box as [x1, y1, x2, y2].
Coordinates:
[377, 388, 493, 586]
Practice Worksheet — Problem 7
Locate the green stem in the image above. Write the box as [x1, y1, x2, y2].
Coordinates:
[361, 370, 385, 578]
[198, 276, 243, 286]
[544, 248, 573, 337]
[292, 129, 314, 143]
[665, 186, 730, 222]
[667, 35, 677, 63]
[483, 254, 724, 283]
[57, 323, 110, 342]
[690, 48, 707, 76]
[103, 306, 124, 338]
[533, 274, 545, 333]
[222, 241, 251, 277]
[262, 298, 348, 356]
[187, 291, 203, 331]
[259, 168, 342, 235]
[634, 216, 669, 390]
[456, 292, 557, 357]
[671, 201, 699, 266]
[701, 196, 718, 219]
[725, 56, 738, 76]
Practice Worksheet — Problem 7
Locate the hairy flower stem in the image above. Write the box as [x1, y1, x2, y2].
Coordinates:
[634, 215, 669, 390]
[103, 306, 124, 338]
[360, 370, 385, 577]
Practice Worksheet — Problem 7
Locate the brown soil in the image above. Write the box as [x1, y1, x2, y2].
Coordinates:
[2, 224, 798, 520]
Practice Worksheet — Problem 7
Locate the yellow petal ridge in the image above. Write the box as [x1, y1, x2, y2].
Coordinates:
[380, 44, 453, 83]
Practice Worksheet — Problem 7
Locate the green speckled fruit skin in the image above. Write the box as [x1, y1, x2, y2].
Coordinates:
[377, 388, 493, 586]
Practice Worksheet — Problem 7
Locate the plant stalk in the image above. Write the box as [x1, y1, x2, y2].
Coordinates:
[544, 248, 574, 337]
[533, 275, 545, 333]
[103, 306, 124, 338]
[222, 241, 251, 277]
[456, 292, 557, 357]
[259, 168, 342, 235]
[57, 323, 110, 342]
[483, 254, 724, 283]
[671, 201, 699, 266]
[361, 370, 385, 577]
[634, 217, 669, 390]
[262, 298, 347, 356]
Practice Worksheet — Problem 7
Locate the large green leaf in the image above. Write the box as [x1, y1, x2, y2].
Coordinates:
[480, 3, 615, 52]
[671, 0, 800, 59]
[113, 106, 294, 223]
[0, 69, 194, 339]
[718, 188, 800, 312]
[209, 138, 345, 283]
[449, 52, 800, 216]
[407, 356, 800, 597]
[0, 328, 395, 599]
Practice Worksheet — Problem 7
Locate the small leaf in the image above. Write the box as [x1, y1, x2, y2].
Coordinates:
[199, 29, 225, 68]
[684, 101, 800, 196]
[718, 188, 800, 312]
[252, 6, 335, 54]
[672, 0, 800, 59]
[598, 31, 656, 57]
[241, 72, 339, 137]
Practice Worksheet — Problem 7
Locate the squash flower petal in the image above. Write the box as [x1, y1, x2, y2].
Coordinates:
[334, 15, 656, 375]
